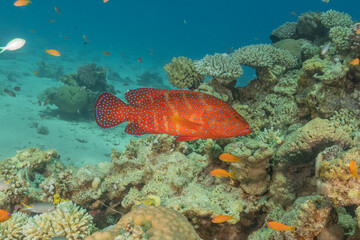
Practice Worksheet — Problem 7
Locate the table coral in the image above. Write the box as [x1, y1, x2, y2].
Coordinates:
[164, 56, 205, 90]
[316, 146, 360, 206]
[23, 201, 94, 240]
[84, 206, 201, 240]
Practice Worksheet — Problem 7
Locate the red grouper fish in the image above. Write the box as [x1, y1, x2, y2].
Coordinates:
[94, 88, 251, 142]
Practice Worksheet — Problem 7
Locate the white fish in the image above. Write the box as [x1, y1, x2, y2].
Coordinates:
[321, 0, 329, 3]
[0, 38, 26, 54]
[321, 43, 331, 55]
[21, 202, 55, 213]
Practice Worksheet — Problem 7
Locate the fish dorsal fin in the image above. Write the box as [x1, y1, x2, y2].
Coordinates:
[125, 121, 149, 135]
[125, 88, 193, 105]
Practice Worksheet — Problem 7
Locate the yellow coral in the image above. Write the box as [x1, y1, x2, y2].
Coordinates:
[53, 193, 70, 205]
[164, 56, 205, 89]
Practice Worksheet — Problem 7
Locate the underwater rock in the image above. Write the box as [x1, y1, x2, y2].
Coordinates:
[164, 56, 205, 90]
[226, 139, 273, 196]
[85, 206, 201, 240]
[248, 195, 337, 240]
[36, 61, 64, 79]
[53, 86, 88, 114]
[316, 146, 360, 206]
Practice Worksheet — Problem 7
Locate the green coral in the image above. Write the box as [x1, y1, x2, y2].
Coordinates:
[59, 73, 78, 86]
[164, 56, 205, 89]
[271, 22, 298, 42]
[194, 53, 243, 80]
[233, 44, 298, 69]
[53, 86, 88, 113]
[329, 26, 352, 52]
[320, 9, 353, 29]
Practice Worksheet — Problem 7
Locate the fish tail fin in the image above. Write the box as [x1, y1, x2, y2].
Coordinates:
[229, 172, 237, 180]
[0, 47, 5, 54]
[289, 226, 296, 234]
[95, 92, 130, 128]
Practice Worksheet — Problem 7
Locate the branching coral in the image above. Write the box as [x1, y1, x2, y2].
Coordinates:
[164, 56, 205, 89]
[320, 9, 353, 29]
[194, 53, 243, 81]
[329, 26, 352, 52]
[23, 201, 94, 240]
[270, 22, 298, 43]
[0, 212, 29, 240]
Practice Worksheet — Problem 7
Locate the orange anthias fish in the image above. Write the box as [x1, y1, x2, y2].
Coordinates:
[212, 215, 237, 223]
[103, 0, 110, 3]
[219, 153, 240, 163]
[267, 221, 296, 234]
[349, 161, 360, 179]
[356, 29, 360, 35]
[95, 88, 251, 142]
[45, 49, 61, 56]
[0, 209, 11, 222]
[14, 0, 31, 7]
[102, 51, 111, 56]
[350, 58, 360, 65]
[210, 169, 236, 179]
[54, 7, 60, 15]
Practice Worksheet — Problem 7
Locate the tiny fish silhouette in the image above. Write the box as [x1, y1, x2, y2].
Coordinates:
[95, 88, 251, 142]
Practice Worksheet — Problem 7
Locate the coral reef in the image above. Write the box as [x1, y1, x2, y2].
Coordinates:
[53, 86, 88, 114]
[77, 63, 107, 92]
[85, 206, 201, 240]
[270, 22, 298, 43]
[0, 212, 29, 239]
[164, 56, 205, 89]
[320, 9, 353, 29]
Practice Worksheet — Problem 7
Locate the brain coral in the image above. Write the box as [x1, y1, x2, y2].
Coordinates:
[320, 9, 353, 29]
[23, 201, 94, 240]
[233, 44, 298, 69]
[164, 56, 205, 90]
[85, 206, 201, 240]
[194, 53, 243, 80]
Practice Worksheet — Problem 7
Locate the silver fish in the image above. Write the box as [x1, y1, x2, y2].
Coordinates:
[321, 43, 331, 55]
[22, 202, 56, 213]
[321, 0, 329, 3]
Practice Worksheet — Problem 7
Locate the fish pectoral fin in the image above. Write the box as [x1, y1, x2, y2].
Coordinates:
[175, 136, 201, 142]
[125, 122, 149, 135]
[170, 115, 203, 130]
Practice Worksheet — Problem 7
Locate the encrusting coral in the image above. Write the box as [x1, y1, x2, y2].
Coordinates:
[84, 206, 201, 240]
[164, 56, 205, 89]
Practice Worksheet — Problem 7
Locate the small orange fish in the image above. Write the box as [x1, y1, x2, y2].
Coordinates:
[48, 19, 55, 23]
[14, 0, 31, 7]
[212, 215, 237, 223]
[137, 57, 142, 63]
[356, 29, 360, 35]
[0, 209, 11, 222]
[350, 161, 360, 179]
[103, 0, 110, 3]
[267, 221, 296, 234]
[64, 36, 68, 40]
[0, 179, 11, 191]
[29, 29, 36, 33]
[4, 89, 16, 97]
[350, 58, 360, 65]
[291, 11, 298, 17]
[102, 51, 111, 56]
[45, 49, 61, 56]
[219, 153, 240, 163]
[83, 35, 89, 44]
[210, 169, 236, 179]
[13, 86, 21, 92]
[54, 7, 60, 15]
[33, 70, 37, 76]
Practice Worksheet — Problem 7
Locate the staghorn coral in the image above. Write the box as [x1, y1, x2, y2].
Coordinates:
[194, 53, 243, 81]
[0, 212, 29, 240]
[329, 26, 352, 53]
[233, 44, 298, 70]
[320, 9, 353, 29]
[84, 206, 201, 240]
[164, 56, 205, 89]
[316, 146, 360, 206]
[270, 22, 298, 43]
[23, 201, 94, 240]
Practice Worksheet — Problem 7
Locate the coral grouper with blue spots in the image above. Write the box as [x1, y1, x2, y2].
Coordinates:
[95, 88, 251, 141]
